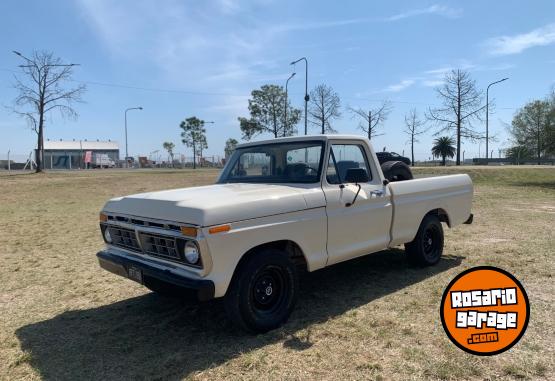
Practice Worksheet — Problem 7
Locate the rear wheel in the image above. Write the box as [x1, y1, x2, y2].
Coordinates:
[381, 161, 413, 182]
[224, 249, 298, 333]
[405, 214, 444, 266]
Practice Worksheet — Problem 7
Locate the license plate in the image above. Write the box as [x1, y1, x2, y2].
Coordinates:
[128, 266, 143, 283]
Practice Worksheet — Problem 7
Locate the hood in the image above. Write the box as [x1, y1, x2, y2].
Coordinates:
[102, 183, 314, 226]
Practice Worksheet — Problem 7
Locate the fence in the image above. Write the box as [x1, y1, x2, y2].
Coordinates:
[0, 151, 225, 171]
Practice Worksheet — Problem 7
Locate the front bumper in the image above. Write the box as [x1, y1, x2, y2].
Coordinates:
[97, 250, 215, 301]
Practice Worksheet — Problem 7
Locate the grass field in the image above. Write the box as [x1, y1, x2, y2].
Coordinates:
[0, 167, 554, 380]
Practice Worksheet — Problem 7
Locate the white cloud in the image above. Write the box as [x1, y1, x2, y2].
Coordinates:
[384, 79, 416, 92]
[386, 4, 462, 22]
[77, 0, 278, 90]
[270, 18, 370, 33]
[422, 79, 444, 87]
[485, 23, 555, 55]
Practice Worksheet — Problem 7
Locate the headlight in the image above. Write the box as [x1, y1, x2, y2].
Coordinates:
[103, 228, 112, 243]
[184, 241, 200, 264]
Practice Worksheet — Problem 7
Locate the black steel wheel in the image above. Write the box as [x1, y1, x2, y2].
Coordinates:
[224, 249, 298, 333]
[405, 214, 444, 266]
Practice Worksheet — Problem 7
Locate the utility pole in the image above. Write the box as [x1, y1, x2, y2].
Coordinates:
[284, 72, 296, 137]
[124, 106, 143, 167]
[290, 57, 309, 135]
[486, 77, 509, 160]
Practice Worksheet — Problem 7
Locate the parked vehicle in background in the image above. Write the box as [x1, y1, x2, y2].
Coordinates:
[376, 151, 411, 165]
[96, 135, 473, 333]
[92, 153, 116, 168]
[376, 151, 413, 182]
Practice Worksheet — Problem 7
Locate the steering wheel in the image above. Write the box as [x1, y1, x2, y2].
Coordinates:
[305, 166, 318, 175]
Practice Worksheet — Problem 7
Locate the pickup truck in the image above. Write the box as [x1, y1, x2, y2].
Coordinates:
[97, 135, 473, 332]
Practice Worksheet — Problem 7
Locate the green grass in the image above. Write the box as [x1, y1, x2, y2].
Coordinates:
[0, 167, 553, 380]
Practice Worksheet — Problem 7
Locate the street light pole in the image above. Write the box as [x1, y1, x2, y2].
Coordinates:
[284, 72, 296, 137]
[290, 57, 309, 135]
[124, 107, 143, 167]
[486, 77, 509, 160]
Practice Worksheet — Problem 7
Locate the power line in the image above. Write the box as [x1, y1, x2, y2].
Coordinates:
[0, 67, 520, 110]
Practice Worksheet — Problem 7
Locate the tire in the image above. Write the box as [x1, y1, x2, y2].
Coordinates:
[224, 249, 298, 333]
[381, 161, 413, 182]
[405, 214, 444, 266]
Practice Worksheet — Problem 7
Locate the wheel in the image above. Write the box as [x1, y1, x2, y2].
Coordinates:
[405, 214, 444, 266]
[224, 249, 298, 333]
[381, 161, 413, 182]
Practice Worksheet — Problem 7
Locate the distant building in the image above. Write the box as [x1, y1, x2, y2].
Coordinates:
[40, 139, 119, 169]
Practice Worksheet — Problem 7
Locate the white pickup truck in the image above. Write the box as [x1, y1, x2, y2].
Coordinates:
[97, 135, 473, 332]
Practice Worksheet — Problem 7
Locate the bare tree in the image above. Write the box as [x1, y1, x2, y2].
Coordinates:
[349, 101, 392, 140]
[427, 69, 485, 165]
[404, 109, 427, 166]
[12, 51, 86, 172]
[308, 84, 341, 134]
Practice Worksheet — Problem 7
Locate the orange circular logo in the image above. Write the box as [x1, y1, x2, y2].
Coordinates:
[440, 266, 530, 356]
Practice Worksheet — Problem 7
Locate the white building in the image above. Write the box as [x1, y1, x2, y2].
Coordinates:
[40, 139, 119, 169]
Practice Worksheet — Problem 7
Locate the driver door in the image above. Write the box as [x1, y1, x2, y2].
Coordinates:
[323, 142, 392, 265]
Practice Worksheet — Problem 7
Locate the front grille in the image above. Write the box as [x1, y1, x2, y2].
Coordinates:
[107, 215, 182, 231]
[107, 226, 141, 252]
[139, 233, 183, 261]
[101, 218, 199, 266]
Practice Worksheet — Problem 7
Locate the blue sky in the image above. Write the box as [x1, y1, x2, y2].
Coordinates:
[1, 0, 554, 161]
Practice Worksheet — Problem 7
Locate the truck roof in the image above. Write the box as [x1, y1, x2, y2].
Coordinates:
[236, 134, 369, 148]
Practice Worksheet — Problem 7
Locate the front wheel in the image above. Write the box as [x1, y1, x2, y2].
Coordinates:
[224, 249, 298, 333]
[405, 214, 444, 266]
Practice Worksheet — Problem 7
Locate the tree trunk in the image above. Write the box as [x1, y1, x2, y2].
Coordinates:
[368, 111, 372, 140]
[456, 77, 462, 166]
[321, 108, 325, 134]
[192, 140, 196, 170]
[273, 109, 278, 138]
[537, 127, 541, 165]
[442, 155, 446, 166]
[36, 107, 44, 173]
[411, 134, 415, 167]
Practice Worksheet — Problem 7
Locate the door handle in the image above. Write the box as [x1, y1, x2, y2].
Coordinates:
[370, 190, 384, 197]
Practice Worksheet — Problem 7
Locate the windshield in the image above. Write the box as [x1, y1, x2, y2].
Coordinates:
[219, 141, 325, 184]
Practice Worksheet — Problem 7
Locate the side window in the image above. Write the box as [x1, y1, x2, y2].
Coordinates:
[231, 152, 271, 177]
[326, 144, 372, 184]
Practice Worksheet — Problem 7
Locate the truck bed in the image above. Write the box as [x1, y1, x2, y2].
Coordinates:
[388, 174, 473, 246]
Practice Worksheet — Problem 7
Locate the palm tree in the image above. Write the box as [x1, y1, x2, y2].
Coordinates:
[432, 136, 456, 166]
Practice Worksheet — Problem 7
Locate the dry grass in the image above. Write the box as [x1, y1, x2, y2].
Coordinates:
[0, 167, 553, 380]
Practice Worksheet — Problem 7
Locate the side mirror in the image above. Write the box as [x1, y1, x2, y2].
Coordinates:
[344, 168, 369, 184]
[343, 168, 368, 207]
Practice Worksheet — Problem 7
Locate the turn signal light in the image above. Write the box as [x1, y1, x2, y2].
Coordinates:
[180, 226, 198, 237]
[208, 225, 231, 234]
[99, 213, 108, 222]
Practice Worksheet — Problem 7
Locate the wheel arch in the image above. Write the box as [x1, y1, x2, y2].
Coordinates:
[224, 240, 307, 298]
[424, 208, 451, 227]
[235, 240, 308, 272]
